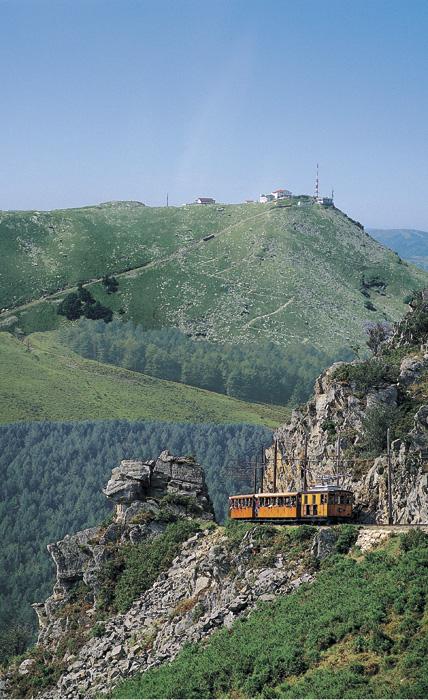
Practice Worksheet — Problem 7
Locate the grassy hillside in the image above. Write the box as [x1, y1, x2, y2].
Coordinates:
[0, 332, 287, 426]
[1, 201, 426, 350]
[369, 228, 428, 271]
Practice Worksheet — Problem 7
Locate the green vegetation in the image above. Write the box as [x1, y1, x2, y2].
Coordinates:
[1, 201, 426, 351]
[57, 283, 113, 322]
[332, 292, 428, 457]
[333, 357, 399, 393]
[0, 418, 270, 652]
[111, 531, 428, 699]
[58, 319, 349, 406]
[0, 331, 287, 426]
[98, 521, 201, 614]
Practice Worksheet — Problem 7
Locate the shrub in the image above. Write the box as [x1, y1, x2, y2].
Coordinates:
[102, 275, 119, 294]
[113, 520, 200, 612]
[361, 404, 399, 455]
[333, 358, 398, 392]
[334, 524, 359, 553]
[90, 622, 106, 638]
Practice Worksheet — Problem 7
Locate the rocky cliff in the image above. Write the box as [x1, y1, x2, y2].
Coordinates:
[3, 446, 426, 698]
[264, 293, 428, 524]
[2, 448, 384, 700]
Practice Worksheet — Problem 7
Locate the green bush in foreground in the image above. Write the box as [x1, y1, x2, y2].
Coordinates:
[111, 531, 428, 699]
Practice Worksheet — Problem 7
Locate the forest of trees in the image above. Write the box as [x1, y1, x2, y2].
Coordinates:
[0, 419, 270, 658]
[58, 320, 353, 406]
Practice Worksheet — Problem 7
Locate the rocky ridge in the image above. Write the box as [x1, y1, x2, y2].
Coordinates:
[2, 449, 325, 699]
[264, 294, 428, 524]
[3, 447, 423, 698]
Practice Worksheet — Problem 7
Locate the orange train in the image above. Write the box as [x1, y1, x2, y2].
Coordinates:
[229, 485, 353, 523]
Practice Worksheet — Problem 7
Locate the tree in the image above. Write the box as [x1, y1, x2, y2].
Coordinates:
[77, 283, 95, 305]
[365, 321, 393, 355]
[57, 292, 83, 320]
[102, 275, 119, 294]
[85, 302, 113, 323]
[361, 404, 398, 455]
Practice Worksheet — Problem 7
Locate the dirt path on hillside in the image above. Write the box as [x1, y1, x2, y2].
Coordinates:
[0, 208, 274, 321]
[243, 297, 294, 328]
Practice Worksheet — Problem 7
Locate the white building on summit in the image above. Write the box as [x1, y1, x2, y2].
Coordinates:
[271, 188, 292, 200]
[259, 188, 292, 203]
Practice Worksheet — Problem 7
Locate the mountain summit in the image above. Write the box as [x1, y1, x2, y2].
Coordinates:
[1, 200, 426, 350]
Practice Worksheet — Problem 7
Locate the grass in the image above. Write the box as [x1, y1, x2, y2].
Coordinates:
[0, 331, 288, 426]
[110, 530, 428, 699]
[1, 200, 426, 351]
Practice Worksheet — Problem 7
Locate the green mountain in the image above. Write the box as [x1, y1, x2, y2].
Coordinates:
[1, 200, 426, 350]
[369, 228, 428, 271]
[0, 331, 287, 427]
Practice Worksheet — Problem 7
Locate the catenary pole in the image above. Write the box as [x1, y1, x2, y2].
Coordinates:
[387, 428, 393, 525]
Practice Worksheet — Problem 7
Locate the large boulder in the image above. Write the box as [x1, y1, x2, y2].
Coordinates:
[103, 460, 152, 503]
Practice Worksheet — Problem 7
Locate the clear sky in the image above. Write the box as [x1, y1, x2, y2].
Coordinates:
[0, 0, 427, 228]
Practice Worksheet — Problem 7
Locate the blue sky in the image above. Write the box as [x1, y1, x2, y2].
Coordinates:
[0, 0, 427, 228]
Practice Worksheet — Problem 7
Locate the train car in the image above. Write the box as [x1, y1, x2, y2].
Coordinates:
[229, 485, 353, 523]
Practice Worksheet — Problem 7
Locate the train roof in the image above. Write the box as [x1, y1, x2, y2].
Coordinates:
[229, 492, 298, 499]
[229, 486, 352, 499]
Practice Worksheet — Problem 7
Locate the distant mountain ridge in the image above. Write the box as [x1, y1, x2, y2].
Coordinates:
[1, 200, 427, 352]
[369, 228, 428, 271]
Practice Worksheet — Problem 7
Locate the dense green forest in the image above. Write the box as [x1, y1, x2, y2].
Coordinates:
[58, 320, 352, 406]
[0, 419, 270, 657]
[112, 530, 428, 699]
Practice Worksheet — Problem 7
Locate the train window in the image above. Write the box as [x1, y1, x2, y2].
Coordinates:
[321, 494, 327, 504]
[278, 497, 284, 506]
[312, 495, 316, 504]
[291, 496, 296, 506]
[304, 495, 308, 504]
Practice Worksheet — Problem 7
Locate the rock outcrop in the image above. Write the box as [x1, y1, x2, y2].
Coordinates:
[3, 449, 325, 699]
[30, 451, 213, 649]
[49, 528, 315, 698]
[264, 297, 428, 524]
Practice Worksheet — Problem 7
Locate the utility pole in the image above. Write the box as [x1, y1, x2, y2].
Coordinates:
[387, 428, 393, 525]
[335, 434, 341, 486]
[302, 434, 308, 491]
[253, 457, 258, 496]
[273, 439, 278, 493]
[315, 163, 319, 199]
[166, 192, 169, 207]
[261, 446, 265, 493]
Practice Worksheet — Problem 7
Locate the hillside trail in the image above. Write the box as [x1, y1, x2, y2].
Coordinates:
[243, 297, 295, 328]
[0, 207, 275, 322]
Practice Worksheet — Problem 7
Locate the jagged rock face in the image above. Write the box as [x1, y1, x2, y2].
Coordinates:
[103, 460, 152, 504]
[31, 450, 214, 651]
[104, 451, 211, 523]
[264, 354, 428, 524]
[31, 527, 319, 698]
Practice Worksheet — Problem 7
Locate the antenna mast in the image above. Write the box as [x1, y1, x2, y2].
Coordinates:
[315, 163, 319, 199]
[166, 192, 169, 207]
